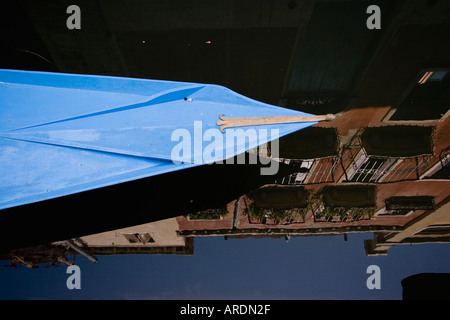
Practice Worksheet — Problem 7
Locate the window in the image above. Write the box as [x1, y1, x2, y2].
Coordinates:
[419, 71, 448, 83]
[385, 196, 434, 211]
[348, 156, 394, 183]
[415, 225, 450, 236]
[122, 233, 155, 244]
[387, 69, 450, 121]
[376, 209, 411, 216]
[422, 148, 450, 179]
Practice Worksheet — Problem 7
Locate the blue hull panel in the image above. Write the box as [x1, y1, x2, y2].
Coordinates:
[0, 69, 317, 210]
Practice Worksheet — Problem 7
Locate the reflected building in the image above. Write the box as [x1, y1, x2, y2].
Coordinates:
[1, 218, 193, 268]
[177, 96, 450, 255]
[2, 180, 448, 267]
[1, 0, 449, 266]
[401, 273, 450, 300]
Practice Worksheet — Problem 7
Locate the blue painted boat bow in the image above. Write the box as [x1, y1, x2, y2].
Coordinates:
[0, 69, 318, 210]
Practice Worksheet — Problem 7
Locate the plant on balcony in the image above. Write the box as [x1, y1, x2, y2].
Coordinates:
[313, 198, 376, 222]
[187, 207, 228, 220]
[246, 201, 309, 225]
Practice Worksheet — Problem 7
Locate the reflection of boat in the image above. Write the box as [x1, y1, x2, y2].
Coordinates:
[0, 69, 326, 210]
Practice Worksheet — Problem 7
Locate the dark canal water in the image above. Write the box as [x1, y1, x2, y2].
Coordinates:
[0, 1, 449, 303]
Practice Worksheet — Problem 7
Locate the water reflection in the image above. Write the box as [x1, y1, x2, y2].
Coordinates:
[1, 0, 450, 300]
[2, 174, 449, 269]
[1, 95, 449, 299]
[2, 104, 449, 265]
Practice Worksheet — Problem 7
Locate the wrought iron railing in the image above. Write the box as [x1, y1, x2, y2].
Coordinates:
[275, 157, 338, 185]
